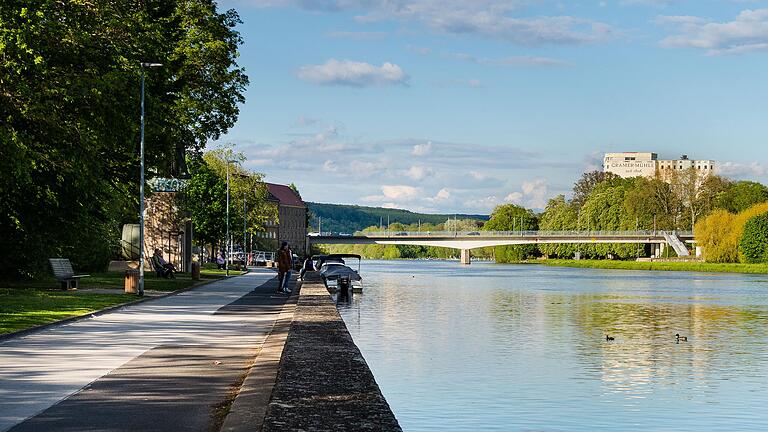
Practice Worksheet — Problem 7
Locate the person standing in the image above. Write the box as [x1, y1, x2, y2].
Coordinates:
[276, 241, 293, 294]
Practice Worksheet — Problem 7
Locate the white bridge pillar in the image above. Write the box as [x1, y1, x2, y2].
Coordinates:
[460, 249, 471, 265]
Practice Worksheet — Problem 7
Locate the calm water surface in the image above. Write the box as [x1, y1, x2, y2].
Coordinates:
[335, 260, 768, 431]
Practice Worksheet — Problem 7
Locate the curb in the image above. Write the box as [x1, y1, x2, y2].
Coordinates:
[0, 273, 242, 343]
[220, 281, 300, 432]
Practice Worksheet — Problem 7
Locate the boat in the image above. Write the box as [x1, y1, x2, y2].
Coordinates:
[313, 254, 363, 293]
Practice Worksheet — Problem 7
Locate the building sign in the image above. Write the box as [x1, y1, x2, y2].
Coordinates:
[606, 161, 656, 178]
[149, 177, 188, 192]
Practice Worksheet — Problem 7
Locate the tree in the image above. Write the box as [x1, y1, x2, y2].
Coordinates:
[623, 177, 680, 231]
[483, 204, 539, 262]
[1, 0, 248, 277]
[539, 195, 578, 258]
[716, 181, 768, 213]
[578, 178, 638, 258]
[572, 171, 619, 209]
[739, 213, 768, 263]
[668, 169, 728, 231]
[695, 202, 768, 263]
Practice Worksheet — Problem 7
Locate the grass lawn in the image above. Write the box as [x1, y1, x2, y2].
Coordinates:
[540, 259, 768, 274]
[0, 268, 247, 335]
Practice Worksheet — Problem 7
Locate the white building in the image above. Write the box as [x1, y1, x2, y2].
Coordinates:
[603, 152, 715, 180]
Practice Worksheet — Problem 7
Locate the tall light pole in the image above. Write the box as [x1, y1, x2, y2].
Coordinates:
[138, 62, 163, 297]
[226, 159, 230, 277]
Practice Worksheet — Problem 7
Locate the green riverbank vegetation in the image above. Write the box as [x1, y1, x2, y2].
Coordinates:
[315, 170, 768, 269]
[540, 259, 768, 274]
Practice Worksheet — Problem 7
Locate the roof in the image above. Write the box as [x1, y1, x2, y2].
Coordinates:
[266, 183, 306, 208]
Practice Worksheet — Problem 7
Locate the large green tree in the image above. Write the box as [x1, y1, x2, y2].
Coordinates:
[483, 204, 539, 262]
[1, 1, 247, 277]
[716, 181, 768, 214]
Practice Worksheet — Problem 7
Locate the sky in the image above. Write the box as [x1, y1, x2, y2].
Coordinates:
[216, 0, 768, 214]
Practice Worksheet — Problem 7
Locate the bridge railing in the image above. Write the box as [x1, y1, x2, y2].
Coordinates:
[318, 230, 695, 238]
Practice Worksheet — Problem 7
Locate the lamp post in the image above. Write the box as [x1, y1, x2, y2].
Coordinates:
[138, 62, 163, 297]
[226, 159, 230, 277]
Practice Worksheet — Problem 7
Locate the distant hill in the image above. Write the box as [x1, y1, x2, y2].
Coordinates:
[307, 202, 489, 234]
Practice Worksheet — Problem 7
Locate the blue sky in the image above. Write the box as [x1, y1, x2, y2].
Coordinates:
[216, 0, 768, 213]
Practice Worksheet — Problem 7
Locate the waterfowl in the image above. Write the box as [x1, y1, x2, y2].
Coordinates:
[606, 335, 615, 341]
[675, 333, 688, 342]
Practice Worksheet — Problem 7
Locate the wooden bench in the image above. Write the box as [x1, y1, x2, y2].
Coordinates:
[49, 258, 90, 290]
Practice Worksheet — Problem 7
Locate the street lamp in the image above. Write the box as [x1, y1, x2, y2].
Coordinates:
[139, 62, 163, 297]
[226, 159, 230, 277]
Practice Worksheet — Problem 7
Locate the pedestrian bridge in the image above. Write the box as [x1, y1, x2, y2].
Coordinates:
[307, 230, 694, 264]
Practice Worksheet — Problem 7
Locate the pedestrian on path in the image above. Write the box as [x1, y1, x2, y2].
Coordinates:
[277, 241, 292, 293]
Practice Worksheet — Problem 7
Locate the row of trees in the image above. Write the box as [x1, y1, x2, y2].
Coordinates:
[320, 170, 768, 263]
[181, 150, 275, 260]
[695, 203, 768, 263]
[1, 1, 248, 277]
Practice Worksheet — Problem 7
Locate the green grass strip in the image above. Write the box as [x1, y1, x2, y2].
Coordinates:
[540, 259, 768, 274]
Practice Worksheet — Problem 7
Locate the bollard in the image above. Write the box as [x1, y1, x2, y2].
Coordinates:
[191, 261, 201, 280]
[338, 276, 351, 302]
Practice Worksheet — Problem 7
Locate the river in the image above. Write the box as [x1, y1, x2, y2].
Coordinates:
[335, 260, 768, 431]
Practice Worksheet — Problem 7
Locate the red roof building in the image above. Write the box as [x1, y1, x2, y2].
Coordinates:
[258, 183, 308, 254]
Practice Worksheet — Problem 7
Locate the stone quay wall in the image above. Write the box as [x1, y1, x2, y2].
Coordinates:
[261, 272, 402, 431]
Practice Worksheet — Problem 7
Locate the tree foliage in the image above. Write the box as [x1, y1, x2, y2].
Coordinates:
[572, 171, 619, 209]
[182, 150, 273, 251]
[1, 1, 247, 277]
[695, 203, 768, 263]
[739, 213, 768, 264]
[716, 181, 768, 214]
[483, 204, 539, 262]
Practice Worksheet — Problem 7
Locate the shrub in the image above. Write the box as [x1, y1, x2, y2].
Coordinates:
[740, 213, 768, 263]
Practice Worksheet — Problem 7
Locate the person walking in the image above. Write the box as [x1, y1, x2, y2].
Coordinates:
[276, 241, 293, 294]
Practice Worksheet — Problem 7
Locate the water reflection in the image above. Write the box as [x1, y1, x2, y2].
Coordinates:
[338, 261, 768, 431]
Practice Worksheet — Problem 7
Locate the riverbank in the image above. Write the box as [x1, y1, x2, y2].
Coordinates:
[539, 259, 768, 274]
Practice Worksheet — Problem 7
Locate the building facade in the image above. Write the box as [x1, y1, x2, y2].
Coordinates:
[254, 183, 308, 255]
[604, 152, 715, 180]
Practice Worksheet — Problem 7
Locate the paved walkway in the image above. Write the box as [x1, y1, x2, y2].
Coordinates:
[0, 269, 288, 432]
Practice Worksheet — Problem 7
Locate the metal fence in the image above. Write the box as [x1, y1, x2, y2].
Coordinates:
[312, 230, 695, 238]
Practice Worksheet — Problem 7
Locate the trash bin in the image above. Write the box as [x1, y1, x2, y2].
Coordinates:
[191, 262, 201, 280]
[125, 269, 139, 294]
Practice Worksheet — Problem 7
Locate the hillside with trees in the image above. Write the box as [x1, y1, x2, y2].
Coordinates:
[307, 202, 488, 234]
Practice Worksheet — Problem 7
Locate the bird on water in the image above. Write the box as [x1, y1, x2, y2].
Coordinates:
[676, 333, 688, 342]
[606, 335, 615, 341]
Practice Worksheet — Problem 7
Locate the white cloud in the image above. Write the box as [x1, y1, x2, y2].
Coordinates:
[717, 161, 768, 178]
[503, 179, 549, 209]
[382, 185, 420, 200]
[405, 165, 433, 180]
[521, 179, 549, 209]
[412, 141, 433, 156]
[297, 59, 409, 87]
[435, 188, 451, 200]
[659, 8, 768, 55]
[240, 1, 616, 46]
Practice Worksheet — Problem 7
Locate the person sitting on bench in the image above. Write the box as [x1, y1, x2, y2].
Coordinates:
[152, 248, 176, 279]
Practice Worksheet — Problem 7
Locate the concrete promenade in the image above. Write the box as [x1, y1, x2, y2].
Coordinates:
[0, 269, 288, 432]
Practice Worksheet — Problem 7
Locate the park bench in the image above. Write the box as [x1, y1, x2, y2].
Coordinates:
[49, 258, 90, 290]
